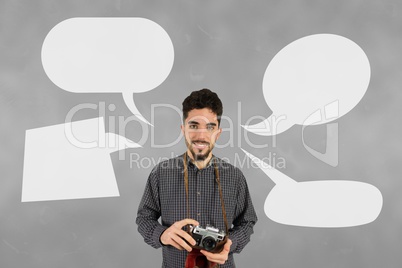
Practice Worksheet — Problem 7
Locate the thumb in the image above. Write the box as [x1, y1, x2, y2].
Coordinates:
[224, 239, 232, 252]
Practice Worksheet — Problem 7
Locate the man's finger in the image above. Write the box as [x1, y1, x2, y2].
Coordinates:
[169, 239, 184, 251]
[172, 235, 193, 252]
[200, 251, 227, 264]
[200, 239, 232, 264]
[223, 239, 232, 252]
[176, 229, 196, 246]
[177, 218, 199, 228]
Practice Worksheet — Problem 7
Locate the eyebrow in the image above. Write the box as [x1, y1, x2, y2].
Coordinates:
[187, 121, 217, 127]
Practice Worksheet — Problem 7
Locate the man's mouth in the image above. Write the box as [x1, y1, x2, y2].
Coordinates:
[192, 141, 209, 150]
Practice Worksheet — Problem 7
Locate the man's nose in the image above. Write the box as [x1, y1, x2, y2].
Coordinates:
[192, 128, 208, 139]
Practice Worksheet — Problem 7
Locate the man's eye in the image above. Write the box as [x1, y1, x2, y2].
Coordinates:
[189, 125, 197, 129]
[207, 126, 215, 131]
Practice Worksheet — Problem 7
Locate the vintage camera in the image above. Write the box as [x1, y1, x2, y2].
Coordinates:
[190, 225, 226, 252]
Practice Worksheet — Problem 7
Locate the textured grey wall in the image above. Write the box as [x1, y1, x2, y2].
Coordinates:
[1, 0, 401, 267]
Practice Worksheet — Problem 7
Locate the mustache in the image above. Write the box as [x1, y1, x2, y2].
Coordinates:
[191, 140, 209, 145]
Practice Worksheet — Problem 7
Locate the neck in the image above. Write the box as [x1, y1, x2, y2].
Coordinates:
[187, 150, 213, 169]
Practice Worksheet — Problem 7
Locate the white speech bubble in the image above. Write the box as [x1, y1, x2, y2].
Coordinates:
[243, 34, 370, 135]
[242, 149, 383, 228]
[22, 117, 140, 202]
[41, 17, 174, 125]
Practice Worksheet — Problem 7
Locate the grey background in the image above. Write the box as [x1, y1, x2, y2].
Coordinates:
[1, 0, 401, 267]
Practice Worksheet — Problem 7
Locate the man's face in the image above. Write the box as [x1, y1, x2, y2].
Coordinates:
[181, 108, 222, 161]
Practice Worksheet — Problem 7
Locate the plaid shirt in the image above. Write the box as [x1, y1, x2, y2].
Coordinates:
[136, 154, 258, 268]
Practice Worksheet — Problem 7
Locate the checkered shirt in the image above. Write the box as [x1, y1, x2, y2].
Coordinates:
[136, 154, 258, 268]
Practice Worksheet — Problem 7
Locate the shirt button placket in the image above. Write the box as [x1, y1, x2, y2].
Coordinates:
[196, 170, 201, 221]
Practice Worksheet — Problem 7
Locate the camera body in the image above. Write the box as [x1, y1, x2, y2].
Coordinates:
[190, 225, 226, 252]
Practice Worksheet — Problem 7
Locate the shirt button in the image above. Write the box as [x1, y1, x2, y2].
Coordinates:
[197, 192, 201, 196]
[197, 213, 201, 216]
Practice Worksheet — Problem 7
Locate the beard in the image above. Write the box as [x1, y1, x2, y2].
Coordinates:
[185, 139, 214, 162]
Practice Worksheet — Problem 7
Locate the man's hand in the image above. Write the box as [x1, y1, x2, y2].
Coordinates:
[160, 219, 199, 252]
[200, 238, 232, 265]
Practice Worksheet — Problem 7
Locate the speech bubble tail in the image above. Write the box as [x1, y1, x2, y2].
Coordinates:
[105, 133, 142, 153]
[242, 115, 292, 136]
[241, 148, 296, 185]
[122, 92, 154, 126]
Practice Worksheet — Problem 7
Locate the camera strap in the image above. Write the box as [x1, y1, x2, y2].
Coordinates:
[183, 152, 229, 235]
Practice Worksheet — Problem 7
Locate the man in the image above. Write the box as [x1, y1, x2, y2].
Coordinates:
[136, 88, 257, 267]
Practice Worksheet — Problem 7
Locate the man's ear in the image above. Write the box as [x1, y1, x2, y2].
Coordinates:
[180, 124, 185, 135]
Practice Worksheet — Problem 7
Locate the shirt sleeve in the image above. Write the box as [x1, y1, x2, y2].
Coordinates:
[228, 171, 258, 254]
[136, 165, 167, 249]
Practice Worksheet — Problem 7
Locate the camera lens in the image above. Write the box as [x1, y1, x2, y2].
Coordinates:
[202, 237, 216, 251]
